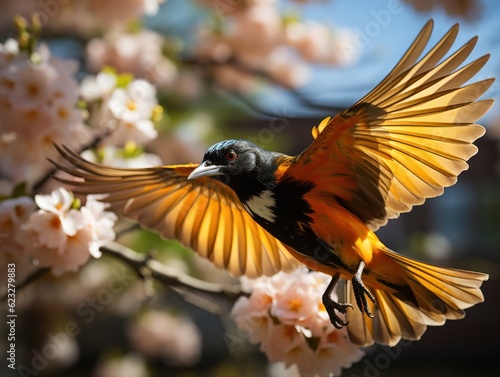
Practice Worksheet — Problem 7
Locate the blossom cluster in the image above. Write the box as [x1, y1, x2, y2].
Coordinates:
[0, 17, 165, 286]
[196, 0, 357, 91]
[86, 30, 177, 89]
[80, 70, 162, 148]
[0, 38, 88, 187]
[231, 268, 364, 377]
[0, 188, 117, 279]
[127, 309, 202, 366]
[0, 0, 165, 37]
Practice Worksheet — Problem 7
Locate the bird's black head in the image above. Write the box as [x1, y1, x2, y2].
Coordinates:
[188, 139, 281, 194]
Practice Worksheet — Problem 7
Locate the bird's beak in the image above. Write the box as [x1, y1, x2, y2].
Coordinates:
[188, 161, 224, 180]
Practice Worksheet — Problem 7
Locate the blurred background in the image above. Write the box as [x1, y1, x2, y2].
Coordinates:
[0, 0, 499, 376]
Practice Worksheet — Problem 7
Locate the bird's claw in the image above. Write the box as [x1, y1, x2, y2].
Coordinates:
[323, 297, 353, 329]
[352, 275, 376, 318]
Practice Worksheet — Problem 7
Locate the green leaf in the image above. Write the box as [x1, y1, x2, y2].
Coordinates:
[13, 14, 42, 60]
[71, 197, 81, 210]
[11, 182, 28, 198]
[116, 73, 134, 88]
[102, 66, 118, 76]
[117, 141, 143, 159]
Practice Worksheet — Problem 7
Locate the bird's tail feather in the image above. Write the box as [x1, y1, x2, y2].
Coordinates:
[342, 248, 488, 346]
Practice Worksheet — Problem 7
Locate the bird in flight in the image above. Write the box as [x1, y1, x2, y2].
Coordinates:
[54, 20, 493, 346]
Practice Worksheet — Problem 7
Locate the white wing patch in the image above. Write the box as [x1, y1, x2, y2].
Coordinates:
[242, 189, 276, 223]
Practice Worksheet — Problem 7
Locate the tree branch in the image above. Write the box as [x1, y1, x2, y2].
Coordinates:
[100, 242, 244, 302]
[182, 57, 349, 114]
[35, 128, 115, 193]
[1, 268, 50, 302]
[2, 242, 245, 307]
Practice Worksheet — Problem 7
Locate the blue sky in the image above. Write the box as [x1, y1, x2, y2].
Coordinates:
[287, 0, 500, 122]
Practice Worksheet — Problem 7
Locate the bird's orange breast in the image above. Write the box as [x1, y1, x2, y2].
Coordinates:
[302, 192, 405, 281]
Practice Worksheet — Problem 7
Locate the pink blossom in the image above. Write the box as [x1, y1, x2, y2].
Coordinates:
[85, 0, 164, 25]
[0, 0, 165, 37]
[229, 4, 283, 67]
[271, 279, 319, 325]
[0, 196, 37, 287]
[28, 229, 93, 277]
[195, 1, 357, 93]
[24, 211, 72, 249]
[212, 65, 257, 93]
[127, 310, 202, 366]
[286, 21, 358, 66]
[86, 30, 176, 88]
[0, 39, 85, 187]
[261, 324, 305, 363]
[231, 296, 273, 344]
[231, 269, 364, 376]
[267, 49, 310, 88]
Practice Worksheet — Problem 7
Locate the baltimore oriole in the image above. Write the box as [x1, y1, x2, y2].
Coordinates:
[53, 20, 493, 346]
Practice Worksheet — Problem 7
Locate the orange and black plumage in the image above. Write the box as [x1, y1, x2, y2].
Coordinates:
[53, 20, 493, 347]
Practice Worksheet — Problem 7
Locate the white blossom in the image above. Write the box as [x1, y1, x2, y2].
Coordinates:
[80, 72, 117, 102]
[80, 195, 118, 258]
[82, 73, 161, 147]
[34, 187, 83, 237]
[19, 188, 117, 277]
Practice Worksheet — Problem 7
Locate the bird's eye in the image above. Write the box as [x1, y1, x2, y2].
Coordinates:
[225, 150, 237, 161]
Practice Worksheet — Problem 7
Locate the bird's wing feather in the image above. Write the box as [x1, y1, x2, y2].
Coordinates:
[289, 20, 494, 230]
[52, 145, 300, 278]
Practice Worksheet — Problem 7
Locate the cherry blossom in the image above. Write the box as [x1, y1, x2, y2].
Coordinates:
[80, 72, 117, 102]
[0, 0, 165, 37]
[18, 188, 117, 277]
[231, 268, 364, 377]
[0, 39, 86, 187]
[0, 196, 38, 287]
[81, 72, 161, 147]
[108, 80, 157, 123]
[80, 195, 118, 258]
[34, 187, 82, 237]
[127, 310, 202, 366]
[86, 30, 177, 88]
[195, 2, 358, 91]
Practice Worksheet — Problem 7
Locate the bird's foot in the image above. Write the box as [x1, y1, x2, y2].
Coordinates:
[323, 297, 353, 329]
[322, 274, 353, 329]
[352, 274, 376, 318]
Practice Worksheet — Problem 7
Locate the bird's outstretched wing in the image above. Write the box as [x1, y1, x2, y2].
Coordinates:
[288, 20, 494, 230]
[52, 145, 300, 277]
